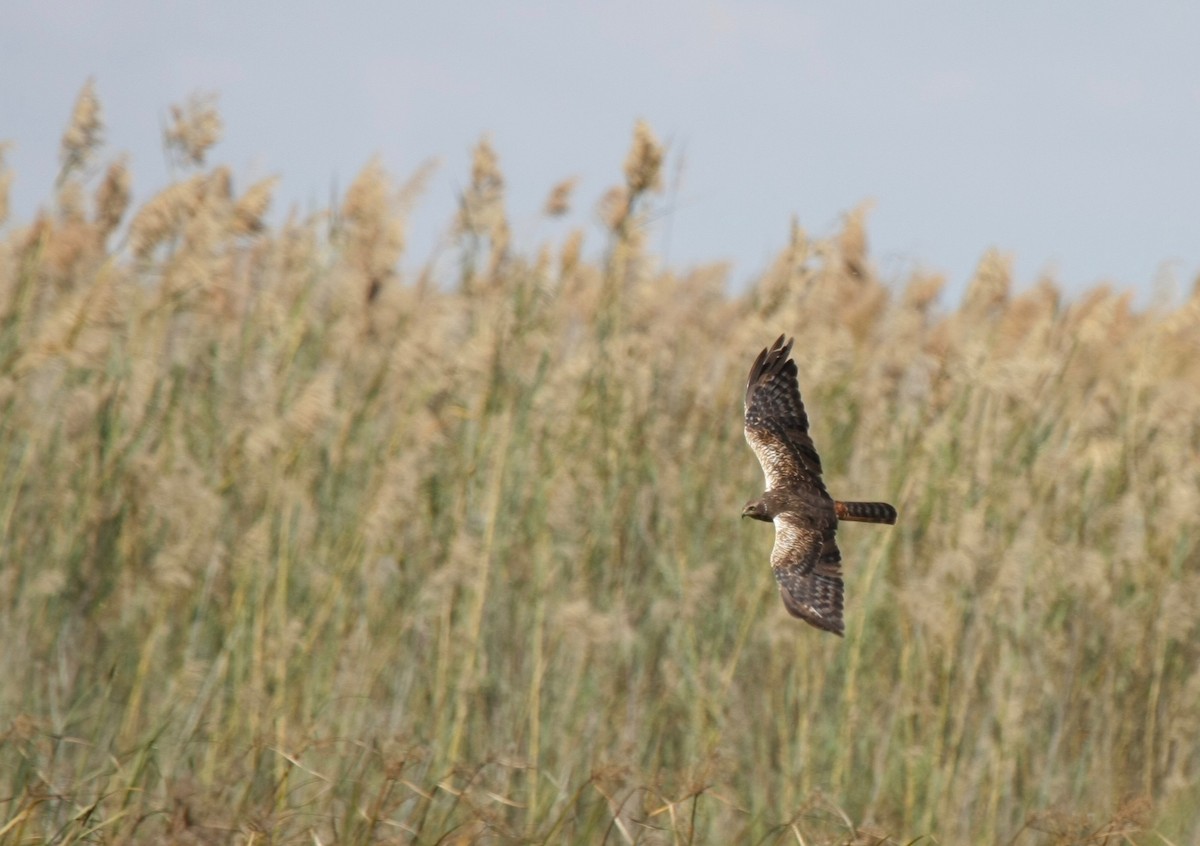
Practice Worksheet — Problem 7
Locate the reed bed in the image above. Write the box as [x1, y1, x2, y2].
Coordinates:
[1, 86, 1197, 845]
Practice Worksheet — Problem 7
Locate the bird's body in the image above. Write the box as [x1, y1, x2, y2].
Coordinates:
[742, 335, 896, 635]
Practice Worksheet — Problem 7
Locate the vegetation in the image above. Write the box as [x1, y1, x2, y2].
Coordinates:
[1, 83, 1198, 844]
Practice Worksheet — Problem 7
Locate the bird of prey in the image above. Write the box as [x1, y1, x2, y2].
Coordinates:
[742, 335, 896, 635]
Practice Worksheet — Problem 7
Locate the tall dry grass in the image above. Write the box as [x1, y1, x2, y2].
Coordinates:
[1, 85, 1198, 844]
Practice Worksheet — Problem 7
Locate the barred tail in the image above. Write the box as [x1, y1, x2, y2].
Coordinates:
[834, 500, 897, 525]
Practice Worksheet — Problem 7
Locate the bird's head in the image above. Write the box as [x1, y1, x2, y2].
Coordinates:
[741, 498, 772, 522]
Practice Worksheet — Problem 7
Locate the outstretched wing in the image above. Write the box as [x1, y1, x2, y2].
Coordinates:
[744, 335, 828, 495]
[771, 509, 845, 635]
[746, 335, 846, 634]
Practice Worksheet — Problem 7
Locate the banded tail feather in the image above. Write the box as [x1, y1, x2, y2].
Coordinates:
[834, 500, 897, 525]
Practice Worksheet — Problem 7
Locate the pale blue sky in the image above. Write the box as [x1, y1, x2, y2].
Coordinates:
[5, 2, 1200, 303]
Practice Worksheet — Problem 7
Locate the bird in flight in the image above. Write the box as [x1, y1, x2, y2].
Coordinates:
[742, 335, 896, 635]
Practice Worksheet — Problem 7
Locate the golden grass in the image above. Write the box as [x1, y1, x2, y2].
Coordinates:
[1, 87, 1198, 845]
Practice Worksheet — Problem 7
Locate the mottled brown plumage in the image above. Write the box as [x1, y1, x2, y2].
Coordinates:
[743, 335, 896, 635]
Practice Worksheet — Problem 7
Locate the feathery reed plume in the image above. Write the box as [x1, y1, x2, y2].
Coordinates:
[164, 92, 223, 167]
[592, 120, 667, 332]
[457, 136, 506, 237]
[0, 142, 11, 227]
[232, 176, 278, 236]
[560, 228, 584, 281]
[398, 158, 439, 213]
[839, 278, 888, 341]
[838, 201, 874, 282]
[456, 136, 510, 287]
[339, 157, 407, 312]
[752, 216, 810, 316]
[623, 119, 664, 196]
[786, 215, 810, 271]
[37, 176, 106, 288]
[58, 79, 103, 185]
[902, 270, 945, 314]
[598, 186, 631, 233]
[127, 174, 207, 259]
[596, 120, 666, 251]
[205, 164, 233, 206]
[543, 177, 578, 217]
[962, 247, 1011, 320]
[997, 277, 1060, 353]
[1070, 285, 1134, 349]
[58, 179, 89, 226]
[14, 258, 121, 373]
[93, 158, 132, 242]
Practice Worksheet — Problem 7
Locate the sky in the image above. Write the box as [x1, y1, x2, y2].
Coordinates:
[4, 1, 1200, 304]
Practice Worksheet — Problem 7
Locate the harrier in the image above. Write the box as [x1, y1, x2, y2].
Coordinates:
[742, 335, 896, 635]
